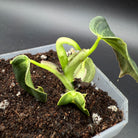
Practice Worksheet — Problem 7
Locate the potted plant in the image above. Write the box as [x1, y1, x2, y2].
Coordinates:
[0, 16, 137, 137]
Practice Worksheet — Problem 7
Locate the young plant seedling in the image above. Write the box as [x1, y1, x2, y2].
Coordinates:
[10, 16, 138, 116]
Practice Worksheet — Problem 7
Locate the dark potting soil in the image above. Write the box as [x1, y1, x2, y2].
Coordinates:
[0, 50, 123, 138]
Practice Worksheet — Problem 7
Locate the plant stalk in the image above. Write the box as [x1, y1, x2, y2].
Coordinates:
[30, 59, 74, 91]
[87, 37, 101, 56]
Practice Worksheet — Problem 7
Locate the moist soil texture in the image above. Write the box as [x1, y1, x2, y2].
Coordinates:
[0, 50, 123, 138]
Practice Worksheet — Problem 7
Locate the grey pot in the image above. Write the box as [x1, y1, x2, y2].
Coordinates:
[0, 44, 128, 138]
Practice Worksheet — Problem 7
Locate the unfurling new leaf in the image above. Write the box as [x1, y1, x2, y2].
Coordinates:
[89, 16, 138, 82]
[74, 57, 95, 83]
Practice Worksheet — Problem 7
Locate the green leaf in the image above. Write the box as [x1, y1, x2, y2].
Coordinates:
[10, 55, 47, 102]
[89, 16, 138, 82]
[57, 90, 89, 116]
[56, 37, 81, 71]
[74, 57, 95, 83]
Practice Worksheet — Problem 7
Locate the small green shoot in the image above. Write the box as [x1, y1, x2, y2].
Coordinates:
[10, 16, 138, 116]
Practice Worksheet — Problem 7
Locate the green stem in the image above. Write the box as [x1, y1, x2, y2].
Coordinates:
[64, 49, 90, 82]
[64, 37, 101, 82]
[87, 37, 101, 56]
[56, 37, 81, 71]
[30, 59, 74, 91]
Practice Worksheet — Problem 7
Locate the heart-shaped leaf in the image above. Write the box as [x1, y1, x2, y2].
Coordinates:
[10, 55, 47, 102]
[89, 16, 138, 82]
[57, 90, 89, 116]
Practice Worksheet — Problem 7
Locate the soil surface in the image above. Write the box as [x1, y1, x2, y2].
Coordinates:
[0, 50, 123, 138]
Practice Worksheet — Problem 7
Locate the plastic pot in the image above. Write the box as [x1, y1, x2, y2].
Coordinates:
[0, 44, 128, 138]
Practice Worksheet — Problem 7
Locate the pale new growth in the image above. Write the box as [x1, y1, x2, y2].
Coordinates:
[108, 105, 118, 112]
[0, 100, 9, 110]
[80, 68, 87, 80]
[92, 113, 102, 124]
